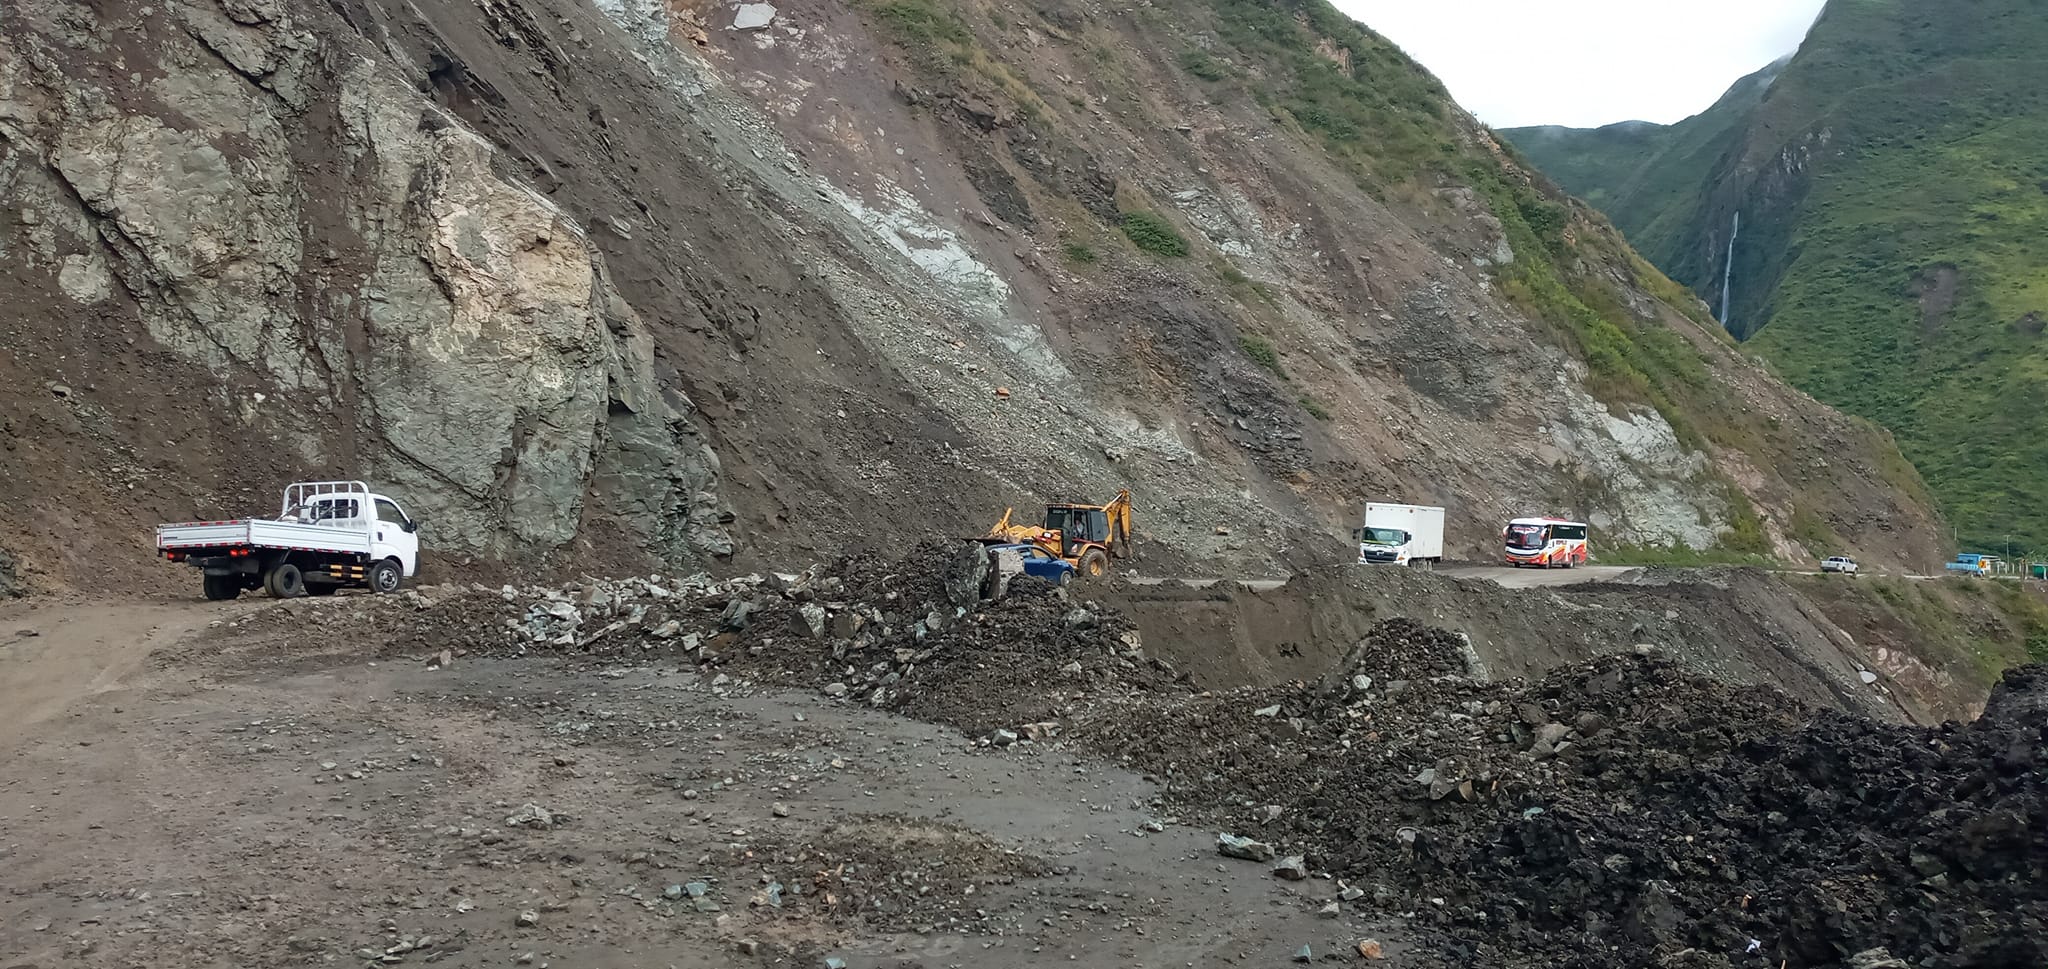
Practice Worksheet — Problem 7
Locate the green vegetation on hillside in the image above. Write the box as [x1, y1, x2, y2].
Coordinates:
[1502, 0, 2048, 553]
[1118, 211, 1191, 257]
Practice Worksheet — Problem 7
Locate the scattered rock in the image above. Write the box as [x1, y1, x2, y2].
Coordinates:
[515, 910, 538, 927]
[1217, 833, 1275, 862]
[732, 3, 775, 30]
[823, 682, 849, 697]
[504, 803, 556, 829]
[1318, 901, 1340, 918]
[1357, 939, 1384, 959]
[771, 802, 791, 818]
[1848, 950, 1910, 969]
[1294, 944, 1313, 963]
[1273, 855, 1308, 880]
[1253, 704, 1282, 718]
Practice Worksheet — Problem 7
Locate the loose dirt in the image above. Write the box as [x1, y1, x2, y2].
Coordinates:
[3, 544, 2041, 969]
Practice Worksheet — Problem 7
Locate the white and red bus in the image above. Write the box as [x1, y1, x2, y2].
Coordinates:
[1503, 517, 1589, 568]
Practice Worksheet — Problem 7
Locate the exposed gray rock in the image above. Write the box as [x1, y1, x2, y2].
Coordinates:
[0, 14, 731, 567]
[1217, 833, 1275, 862]
[504, 803, 556, 829]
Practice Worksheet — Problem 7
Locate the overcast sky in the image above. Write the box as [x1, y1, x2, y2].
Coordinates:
[1331, 0, 1827, 128]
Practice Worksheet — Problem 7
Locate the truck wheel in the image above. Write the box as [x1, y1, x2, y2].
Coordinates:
[369, 558, 403, 594]
[203, 574, 242, 601]
[1078, 549, 1109, 578]
[265, 563, 305, 599]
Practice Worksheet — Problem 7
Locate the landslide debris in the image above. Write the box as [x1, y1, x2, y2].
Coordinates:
[246, 545, 2048, 968]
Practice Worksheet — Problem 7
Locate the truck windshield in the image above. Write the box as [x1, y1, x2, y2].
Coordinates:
[1361, 527, 1407, 545]
[1506, 524, 1547, 549]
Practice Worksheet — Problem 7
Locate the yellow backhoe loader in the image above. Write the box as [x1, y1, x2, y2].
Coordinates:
[981, 490, 1133, 578]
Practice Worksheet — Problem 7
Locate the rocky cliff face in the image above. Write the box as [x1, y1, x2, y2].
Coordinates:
[0, 0, 1948, 588]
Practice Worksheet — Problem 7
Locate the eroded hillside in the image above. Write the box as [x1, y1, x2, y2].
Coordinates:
[0, 0, 1947, 588]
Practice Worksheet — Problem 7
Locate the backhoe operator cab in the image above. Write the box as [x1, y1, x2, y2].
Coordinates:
[1040, 490, 1134, 577]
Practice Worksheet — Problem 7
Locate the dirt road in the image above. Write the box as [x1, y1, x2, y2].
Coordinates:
[0, 596, 1397, 968]
[1441, 564, 1636, 588]
[0, 596, 231, 743]
[1130, 564, 1633, 592]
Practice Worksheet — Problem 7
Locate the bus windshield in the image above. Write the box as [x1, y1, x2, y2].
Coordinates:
[1506, 524, 1548, 550]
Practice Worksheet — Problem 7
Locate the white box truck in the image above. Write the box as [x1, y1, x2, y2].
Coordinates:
[1355, 502, 1445, 567]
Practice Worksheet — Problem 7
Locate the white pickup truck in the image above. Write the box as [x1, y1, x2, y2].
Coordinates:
[155, 481, 421, 600]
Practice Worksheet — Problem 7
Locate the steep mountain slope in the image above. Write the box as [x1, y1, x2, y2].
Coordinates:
[0, 0, 1946, 590]
[1503, 0, 2048, 553]
[1507, 55, 1786, 283]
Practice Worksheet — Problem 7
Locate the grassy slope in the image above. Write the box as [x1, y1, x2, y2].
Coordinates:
[1503, 0, 2048, 554]
[1788, 573, 2048, 715]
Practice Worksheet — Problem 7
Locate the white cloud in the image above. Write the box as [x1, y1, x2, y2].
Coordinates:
[1330, 0, 1826, 128]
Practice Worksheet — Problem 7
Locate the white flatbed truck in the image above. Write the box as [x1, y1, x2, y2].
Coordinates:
[155, 481, 421, 600]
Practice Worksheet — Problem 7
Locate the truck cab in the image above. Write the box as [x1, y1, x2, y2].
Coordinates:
[284, 492, 421, 581]
[1356, 525, 1416, 565]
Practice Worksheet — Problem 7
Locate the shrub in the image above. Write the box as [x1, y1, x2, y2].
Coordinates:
[1240, 336, 1282, 375]
[1178, 49, 1229, 82]
[1061, 242, 1098, 265]
[1120, 211, 1190, 257]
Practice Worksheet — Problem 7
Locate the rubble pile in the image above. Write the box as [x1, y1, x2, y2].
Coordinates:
[292, 549, 2044, 969]
[1071, 629, 2047, 969]
[369, 541, 1183, 734]
[731, 815, 1053, 934]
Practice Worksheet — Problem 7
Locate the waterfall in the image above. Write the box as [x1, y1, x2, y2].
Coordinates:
[1720, 211, 1741, 331]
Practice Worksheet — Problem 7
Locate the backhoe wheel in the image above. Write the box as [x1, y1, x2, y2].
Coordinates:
[203, 574, 242, 601]
[369, 558, 403, 595]
[1079, 549, 1109, 578]
[265, 563, 305, 599]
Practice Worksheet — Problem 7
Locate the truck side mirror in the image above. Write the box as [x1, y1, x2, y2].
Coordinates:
[403, 519, 419, 534]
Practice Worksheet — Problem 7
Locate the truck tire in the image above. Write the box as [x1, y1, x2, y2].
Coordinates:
[203, 574, 242, 601]
[1078, 548, 1109, 578]
[265, 563, 305, 599]
[369, 558, 403, 594]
